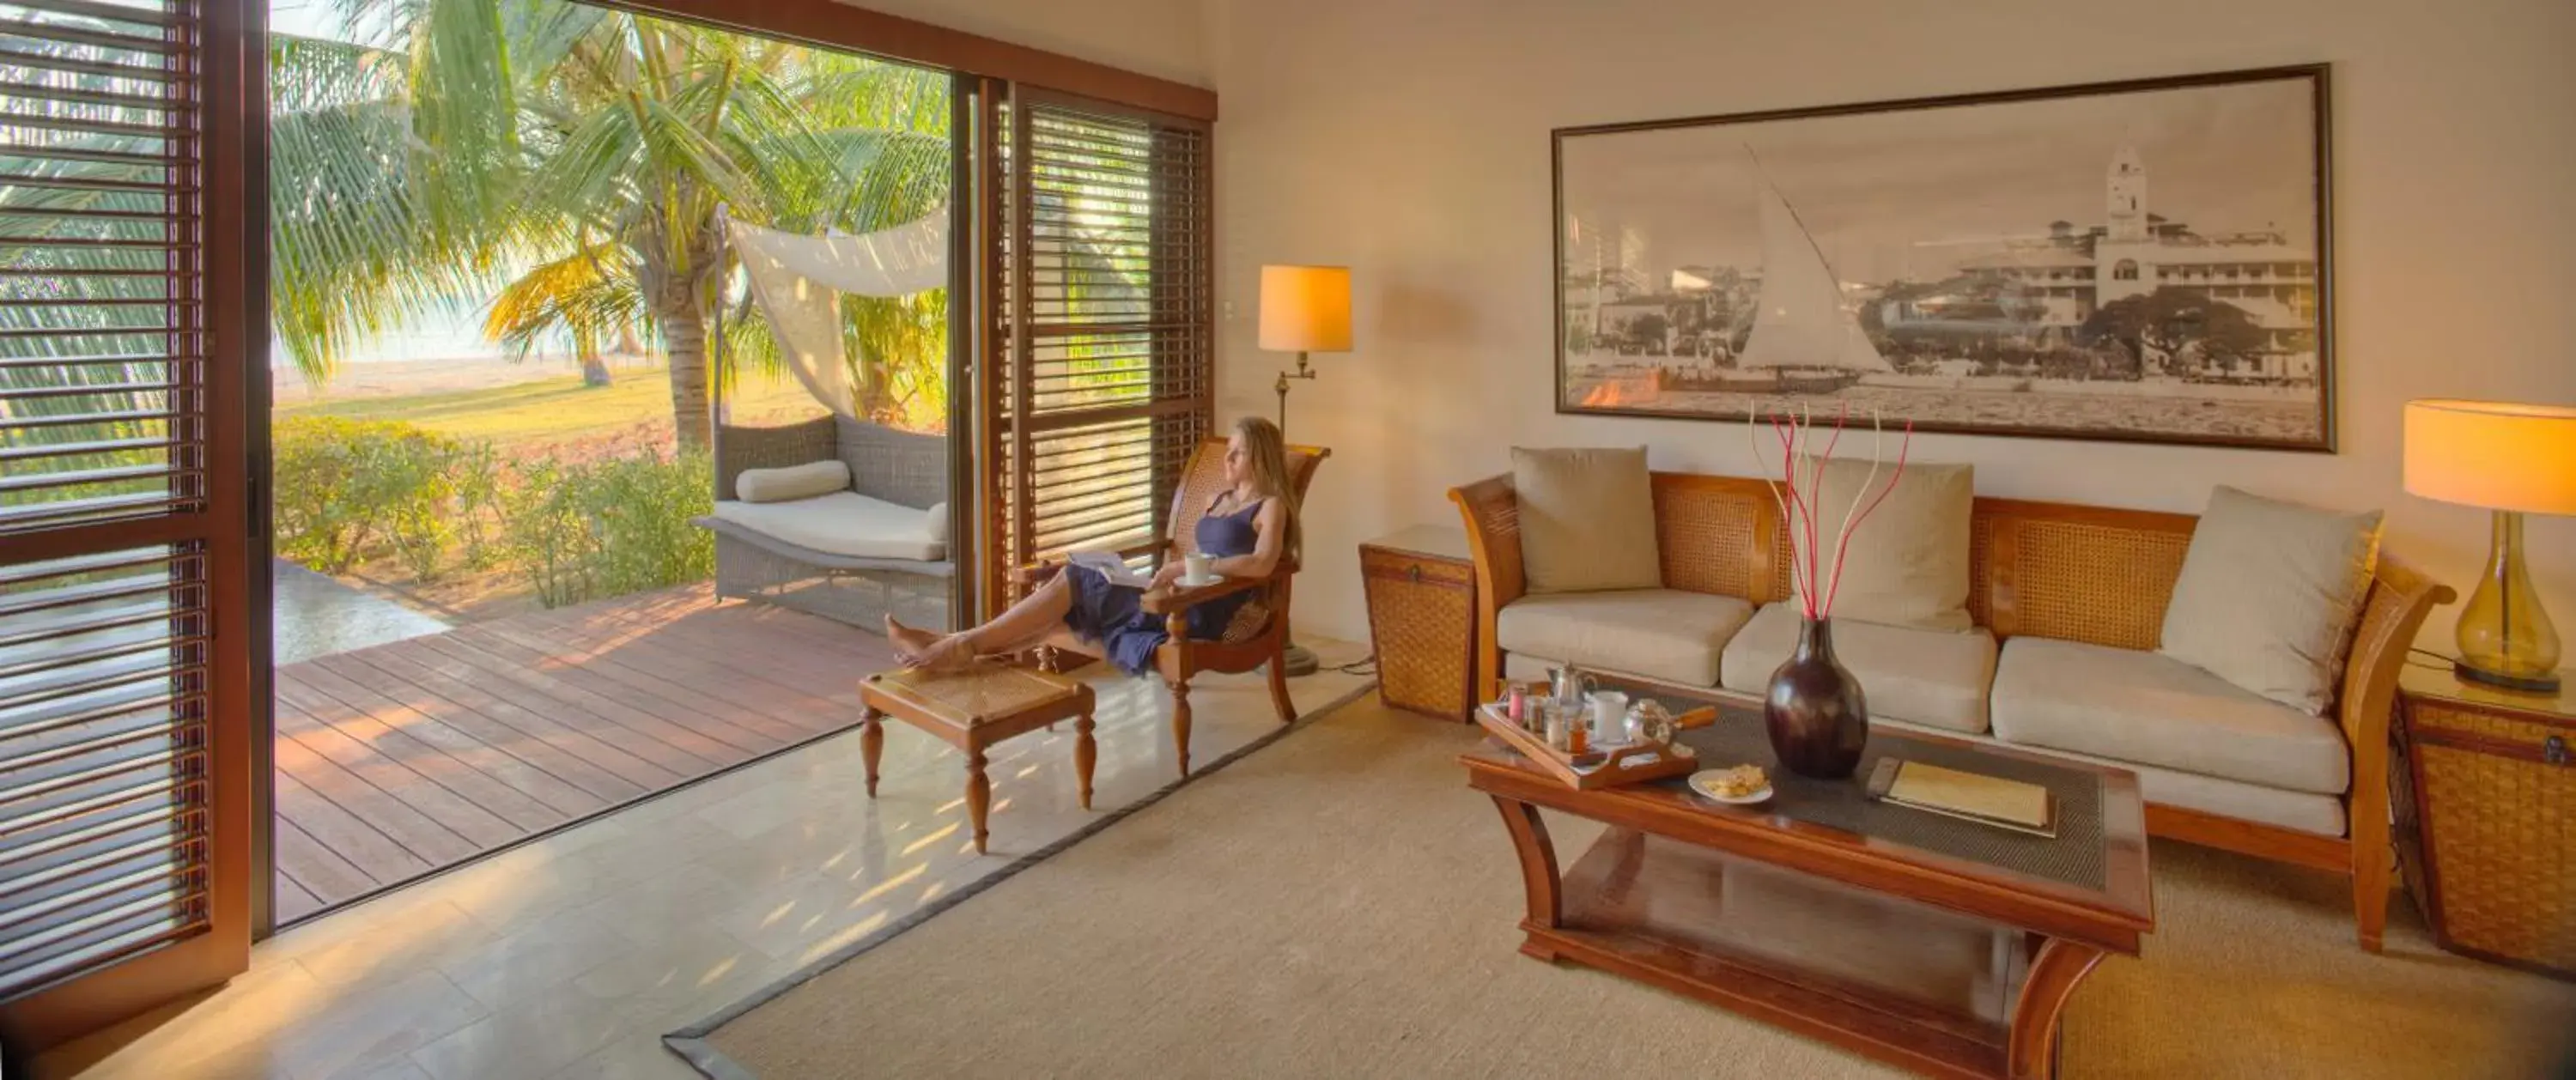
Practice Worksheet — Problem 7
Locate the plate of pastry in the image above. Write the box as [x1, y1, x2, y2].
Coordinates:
[1689, 764, 1773, 805]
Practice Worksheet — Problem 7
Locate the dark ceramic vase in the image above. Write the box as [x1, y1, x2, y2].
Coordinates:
[1763, 617, 1869, 780]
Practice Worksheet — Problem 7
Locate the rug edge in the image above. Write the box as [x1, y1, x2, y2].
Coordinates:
[660, 678, 1383, 1079]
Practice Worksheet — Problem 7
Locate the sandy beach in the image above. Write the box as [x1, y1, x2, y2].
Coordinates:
[270, 353, 630, 404]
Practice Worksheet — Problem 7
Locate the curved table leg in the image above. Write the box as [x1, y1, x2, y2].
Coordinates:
[1490, 795, 1562, 958]
[2008, 937, 2106, 1080]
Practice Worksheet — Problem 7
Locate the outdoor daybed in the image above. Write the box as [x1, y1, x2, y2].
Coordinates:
[696, 415, 953, 629]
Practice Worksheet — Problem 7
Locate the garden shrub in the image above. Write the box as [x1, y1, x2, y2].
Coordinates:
[503, 449, 713, 609]
[272, 416, 466, 575]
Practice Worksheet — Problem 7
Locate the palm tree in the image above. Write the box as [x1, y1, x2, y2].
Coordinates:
[269, 0, 953, 447]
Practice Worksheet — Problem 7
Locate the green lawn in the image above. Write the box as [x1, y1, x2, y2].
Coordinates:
[277, 365, 826, 452]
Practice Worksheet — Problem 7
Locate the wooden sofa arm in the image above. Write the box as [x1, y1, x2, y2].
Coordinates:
[1448, 473, 1526, 703]
[2331, 550, 2455, 951]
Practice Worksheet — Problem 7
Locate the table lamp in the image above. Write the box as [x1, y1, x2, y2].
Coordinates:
[2403, 399, 2576, 693]
[1259, 264, 1352, 434]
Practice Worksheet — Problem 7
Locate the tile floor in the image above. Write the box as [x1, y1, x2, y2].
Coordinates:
[38, 640, 1378, 1080]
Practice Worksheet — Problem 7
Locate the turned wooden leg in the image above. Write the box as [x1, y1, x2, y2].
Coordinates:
[2007, 937, 2107, 1080]
[1073, 710, 1097, 810]
[860, 708, 883, 798]
[1168, 676, 1194, 777]
[965, 745, 991, 854]
[1490, 794, 1562, 953]
[1266, 638, 1297, 724]
[2360, 819, 2391, 953]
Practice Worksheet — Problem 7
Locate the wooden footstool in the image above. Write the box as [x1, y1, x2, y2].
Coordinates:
[858, 663, 1098, 854]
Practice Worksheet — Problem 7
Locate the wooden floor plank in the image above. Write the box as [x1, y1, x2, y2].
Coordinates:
[272, 804, 378, 907]
[273, 674, 536, 850]
[475, 614, 854, 740]
[438, 623, 791, 755]
[343, 640, 685, 793]
[270, 763, 433, 886]
[272, 864, 325, 925]
[270, 583, 924, 921]
[453, 622, 816, 749]
[325, 646, 651, 809]
[404, 634, 751, 772]
[562, 598, 888, 710]
[300, 650, 610, 822]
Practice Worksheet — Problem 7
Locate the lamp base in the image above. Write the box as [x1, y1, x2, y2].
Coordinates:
[1279, 640, 1321, 678]
[2455, 659, 2562, 695]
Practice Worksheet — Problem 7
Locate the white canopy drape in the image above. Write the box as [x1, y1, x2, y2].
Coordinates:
[726, 212, 948, 417]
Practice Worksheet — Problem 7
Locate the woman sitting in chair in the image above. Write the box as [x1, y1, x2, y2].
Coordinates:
[887, 416, 1300, 675]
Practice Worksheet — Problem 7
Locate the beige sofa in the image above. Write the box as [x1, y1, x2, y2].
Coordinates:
[1449, 470, 2454, 951]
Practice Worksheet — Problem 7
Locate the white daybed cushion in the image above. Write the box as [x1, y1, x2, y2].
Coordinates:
[926, 501, 951, 544]
[1497, 588, 1753, 687]
[1991, 636, 2349, 796]
[710, 492, 945, 561]
[1718, 602, 1997, 735]
[736, 460, 851, 503]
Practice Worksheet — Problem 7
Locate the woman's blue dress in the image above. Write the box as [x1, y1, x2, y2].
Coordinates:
[1064, 494, 1265, 675]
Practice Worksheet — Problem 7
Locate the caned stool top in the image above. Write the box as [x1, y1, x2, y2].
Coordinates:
[863, 663, 1086, 729]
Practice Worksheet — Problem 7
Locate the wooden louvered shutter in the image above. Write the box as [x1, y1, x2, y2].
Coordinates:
[991, 88, 1211, 596]
[0, 0, 256, 1048]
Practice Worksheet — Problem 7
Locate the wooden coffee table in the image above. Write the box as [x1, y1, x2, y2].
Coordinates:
[859, 663, 1097, 854]
[1461, 678, 2153, 1080]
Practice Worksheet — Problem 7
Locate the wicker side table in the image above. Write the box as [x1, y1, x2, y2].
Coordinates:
[2390, 664, 2574, 979]
[1359, 526, 1476, 721]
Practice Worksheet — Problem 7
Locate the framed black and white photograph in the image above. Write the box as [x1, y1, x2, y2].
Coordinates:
[1553, 65, 2332, 451]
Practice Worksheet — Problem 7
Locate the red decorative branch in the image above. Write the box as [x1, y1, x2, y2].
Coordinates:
[1821, 419, 1914, 617]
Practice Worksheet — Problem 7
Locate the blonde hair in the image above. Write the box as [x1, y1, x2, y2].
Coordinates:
[1232, 416, 1301, 562]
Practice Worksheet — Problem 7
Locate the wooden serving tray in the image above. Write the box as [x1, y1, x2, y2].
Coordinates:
[1474, 702, 1707, 790]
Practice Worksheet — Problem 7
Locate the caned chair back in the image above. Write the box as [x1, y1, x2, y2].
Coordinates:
[1167, 436, 1328, 561]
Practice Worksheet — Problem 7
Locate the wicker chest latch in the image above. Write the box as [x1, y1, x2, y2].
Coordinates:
[2549, 735, 2569, 768]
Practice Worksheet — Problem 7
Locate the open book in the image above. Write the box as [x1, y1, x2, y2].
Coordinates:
[1067, 550, 1153, 589]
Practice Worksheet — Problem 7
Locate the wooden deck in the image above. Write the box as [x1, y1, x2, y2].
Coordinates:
[270, 584, 896, 924]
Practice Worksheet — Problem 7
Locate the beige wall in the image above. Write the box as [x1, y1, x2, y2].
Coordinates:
[1206, 0, 2576, 652]
[848, 0, 1208, 88]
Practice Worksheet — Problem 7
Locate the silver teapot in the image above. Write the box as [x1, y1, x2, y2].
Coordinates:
[1546, 663, 1595, 709]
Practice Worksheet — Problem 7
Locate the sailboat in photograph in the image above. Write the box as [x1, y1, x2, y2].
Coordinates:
[1655, 179, 1893, 395]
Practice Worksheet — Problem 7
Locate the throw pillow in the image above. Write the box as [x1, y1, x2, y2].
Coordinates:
[1510, 446, 1661, 593]
[2160, 485, 2383, 715]
[1789, 458, 1974, 632]
[735, 460, 850, 503]
[925, 501, 951, 544]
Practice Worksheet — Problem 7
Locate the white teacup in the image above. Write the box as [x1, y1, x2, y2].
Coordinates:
[1588, 691, 1631, 745]
[1182, 551, 1215, 584]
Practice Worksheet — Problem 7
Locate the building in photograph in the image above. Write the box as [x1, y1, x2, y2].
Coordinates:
[1938, 144, 2321, 382]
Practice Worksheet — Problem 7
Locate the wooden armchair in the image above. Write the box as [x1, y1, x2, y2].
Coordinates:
[1027, 437, 1329, 776]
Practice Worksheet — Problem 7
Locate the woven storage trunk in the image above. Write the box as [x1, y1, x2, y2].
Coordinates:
[2393, 689, 2576, 978]
[1360, 543, 1475, 720]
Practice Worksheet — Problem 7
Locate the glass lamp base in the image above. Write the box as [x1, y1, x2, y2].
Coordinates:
[2455, 658, 2563, 695]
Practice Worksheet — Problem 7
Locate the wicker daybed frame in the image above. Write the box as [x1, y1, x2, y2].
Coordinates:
[696, 415, 954, 629]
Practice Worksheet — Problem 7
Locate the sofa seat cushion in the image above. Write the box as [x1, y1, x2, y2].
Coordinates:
[1497, 589, 1753, 687]
[709, 492, 946, 562]
[1990, 637, 2348, 795]
[1872, 716, 2348, 837]
[1717, 604, 1997, 735]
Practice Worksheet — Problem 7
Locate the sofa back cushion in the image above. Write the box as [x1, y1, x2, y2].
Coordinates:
[2160, 485, 2384, 715]
[1510, 446, 1662, 593]
[1789, 458, 1976, 632]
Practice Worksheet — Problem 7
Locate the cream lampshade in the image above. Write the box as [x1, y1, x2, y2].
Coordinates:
[1258, 264, 1352, 354]
[2403, 399, 2576, 693]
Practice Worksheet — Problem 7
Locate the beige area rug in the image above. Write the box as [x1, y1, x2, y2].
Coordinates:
[677, 698, 2576, 1078]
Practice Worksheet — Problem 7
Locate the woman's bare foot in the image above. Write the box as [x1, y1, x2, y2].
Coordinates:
[884, 616, 941, 664]
[886, 616, 978, 671]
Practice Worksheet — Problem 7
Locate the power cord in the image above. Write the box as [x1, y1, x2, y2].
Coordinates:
[1335, 652, 1379, 677]
[2406, 646, 2458, 671]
